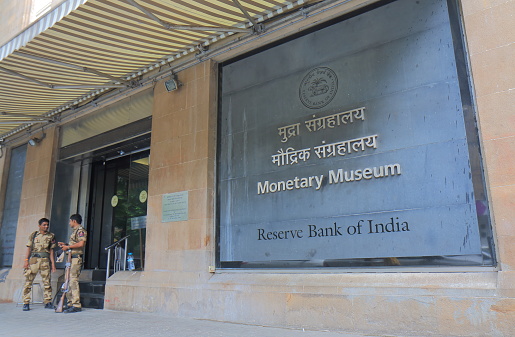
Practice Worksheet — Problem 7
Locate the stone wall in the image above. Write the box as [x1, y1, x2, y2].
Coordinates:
[104, 61, 218, 311]
[0, 126, 59, 301]
[464, 0, 515, 273]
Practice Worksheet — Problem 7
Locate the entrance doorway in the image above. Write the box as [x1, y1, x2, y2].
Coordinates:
[87, 150, 149, 270]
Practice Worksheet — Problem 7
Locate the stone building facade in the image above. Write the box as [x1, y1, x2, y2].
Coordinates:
[0, 0, 513, 335]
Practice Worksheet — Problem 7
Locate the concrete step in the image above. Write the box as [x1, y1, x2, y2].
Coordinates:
[80, 292, 104, 309]
[79, 280, 106, 309]
[79, 281, 105, 294]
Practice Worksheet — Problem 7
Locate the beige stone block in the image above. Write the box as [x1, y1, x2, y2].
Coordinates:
[285, 293, 352, 330]
[158, 250, 185, 272]
[193, 218, 209, 251]
[179, 66, 197, 85]
[168, 86, 189, 114]
[482, 137, 515, 187]
[150, 138, 182, 169]
[160, 286, 179, 313]
[30, 177, 47, 199]
[162, 164, 186, 193]
[179, 219, 205, 251]
[436, 297, 499, 336]
[476, 89, 515, 140]
[469, 43, 514, 96]
[188, 188, 208, 220]
[213, 290, 287, 325]
[205, 189, 215, 218]
[25, 145, 37, 163]
[174, 288, 203, 316]
[498, 271, 515, 297]
[22, 197, 39, 218]
[153, 80, 167, 96]
[146, 223, 168, 253]
[189, 289, 230, 321]
[171, 108, 195, 137]
[37, 157, 52, 180]
[182, 250, 212, 272]
[197, 60, 209, 80]
[206, 158, 216, 188]
[33, 197, 48, 215]
[180, 129, 209, 163]
[18, 197, 29, 218]
[104, 285, 134, 311]
[301, 285, 339, 295]
[152, 88, 174, 118]
[168, 221, 188, 251]
[353, 295, 437, 335]
[151, 113, 179, 144]
[462, 0, 513, 16]
[30, 176, 48, 197]
[138, 270, 171, 286]
[23, 160, 37, 180]
[148, 166, 166, 193]
[186, 78, 198, 109]
[497, 235, 515, 271]
[20, 178, 32, 200]
[195, 75, 210, 107]
[490, 298, 515, 336]
[191, 101, 210, 133]
[490, 185, 515, 237]
[464, 1, 515, 54]
[148, 166, 177, 195]
[133, 286, 163, 312]
[175, 158, 208, 191]
[146, 195, 161, 219]
[202, 218, 215, 250]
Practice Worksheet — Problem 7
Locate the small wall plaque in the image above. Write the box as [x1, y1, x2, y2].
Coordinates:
[162, 191, 188, 222]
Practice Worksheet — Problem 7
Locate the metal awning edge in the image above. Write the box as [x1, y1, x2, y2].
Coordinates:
[0, 0, 317, 142]
[0, 0, 89, 62]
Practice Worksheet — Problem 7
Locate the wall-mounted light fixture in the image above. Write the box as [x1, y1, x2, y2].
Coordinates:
[28, 133, 46, 146]
[164, 73, 181, 92]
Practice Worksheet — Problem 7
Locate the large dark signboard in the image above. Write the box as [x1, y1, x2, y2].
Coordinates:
[218, 0, 494, 268]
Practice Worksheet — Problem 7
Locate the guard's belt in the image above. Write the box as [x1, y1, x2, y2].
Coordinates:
[71, 254, 82, 258]
[31, 252, 49, 258]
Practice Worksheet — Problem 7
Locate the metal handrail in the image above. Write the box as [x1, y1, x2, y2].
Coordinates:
[104, 235, 130, 281]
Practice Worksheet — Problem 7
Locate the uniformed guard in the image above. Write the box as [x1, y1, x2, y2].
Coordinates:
[22, 218, 57, 311]
[58, 214, 87, 313]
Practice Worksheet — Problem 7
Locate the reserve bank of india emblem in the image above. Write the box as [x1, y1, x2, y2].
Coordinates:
[299, 67, 338, 109]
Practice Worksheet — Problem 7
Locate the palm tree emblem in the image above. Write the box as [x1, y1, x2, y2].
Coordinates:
[308, 78, 329, 97]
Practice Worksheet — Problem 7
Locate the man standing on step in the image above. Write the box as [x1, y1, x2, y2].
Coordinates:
[58, 214, 87, 313]
[22, 218, 57, 311]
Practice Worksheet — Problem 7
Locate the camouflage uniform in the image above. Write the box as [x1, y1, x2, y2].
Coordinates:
[22, 231, 56, 304]
[67, 225, 87, 309]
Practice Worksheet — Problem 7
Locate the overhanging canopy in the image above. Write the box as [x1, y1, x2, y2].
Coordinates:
[0, 0, 315, 141]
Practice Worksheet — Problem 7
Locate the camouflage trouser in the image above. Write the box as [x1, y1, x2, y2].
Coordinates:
[66, 256, 82, 308]
[23, 257, 52, 304]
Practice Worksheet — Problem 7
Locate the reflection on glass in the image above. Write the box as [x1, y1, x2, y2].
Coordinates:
[112, 151, 149, 270]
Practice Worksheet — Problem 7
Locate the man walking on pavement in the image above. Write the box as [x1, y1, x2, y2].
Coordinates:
[22, 218, 57, 311]
[58, 214, 87, 313]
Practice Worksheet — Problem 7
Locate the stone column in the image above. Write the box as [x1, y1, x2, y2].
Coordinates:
[2, 126, 58, 301]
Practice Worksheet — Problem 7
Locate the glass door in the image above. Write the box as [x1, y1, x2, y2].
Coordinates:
[86, 150, 149, 270]
[123, 151, 149, 269]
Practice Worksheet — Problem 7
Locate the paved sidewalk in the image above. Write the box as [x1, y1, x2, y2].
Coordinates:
[0, 302, 382, 337]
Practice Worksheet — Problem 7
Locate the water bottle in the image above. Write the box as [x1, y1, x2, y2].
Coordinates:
[127, 253, 135, 271]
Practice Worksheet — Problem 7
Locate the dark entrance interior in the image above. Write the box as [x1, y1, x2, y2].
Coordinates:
[87, 150, 149, 270]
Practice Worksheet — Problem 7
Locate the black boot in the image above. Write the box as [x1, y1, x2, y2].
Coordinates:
[22, 304, 30, 311]
[44, 302, 54, 309]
